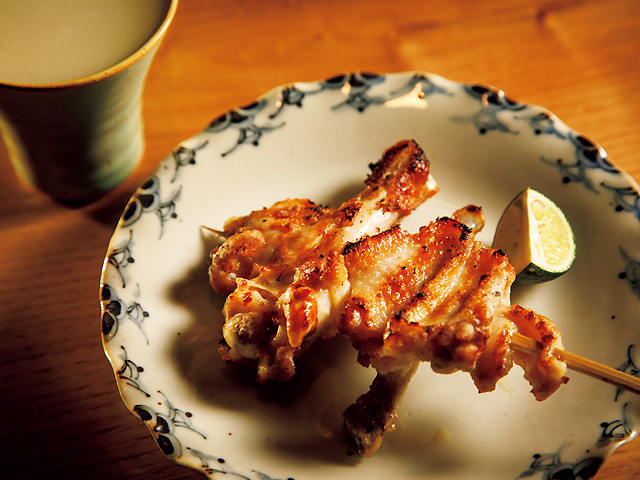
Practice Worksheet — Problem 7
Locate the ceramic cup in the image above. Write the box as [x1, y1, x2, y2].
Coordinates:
[0, 0, 178, 202]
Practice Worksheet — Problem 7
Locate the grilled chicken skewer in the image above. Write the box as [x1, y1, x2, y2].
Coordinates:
[208, 139, 570, 456]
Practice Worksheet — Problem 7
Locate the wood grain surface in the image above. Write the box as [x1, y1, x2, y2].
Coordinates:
[1, 1, 638, 479]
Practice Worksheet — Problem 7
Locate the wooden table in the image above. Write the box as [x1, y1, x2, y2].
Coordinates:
[1, 1, 638, 478]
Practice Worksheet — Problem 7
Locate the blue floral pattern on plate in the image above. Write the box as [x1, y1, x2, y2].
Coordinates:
[101, 71, 640, 480]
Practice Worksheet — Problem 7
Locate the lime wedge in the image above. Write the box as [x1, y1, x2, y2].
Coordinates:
[492, 188, 576, 285]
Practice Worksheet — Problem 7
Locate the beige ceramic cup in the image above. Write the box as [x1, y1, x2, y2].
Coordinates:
[0, 0, 178, 202]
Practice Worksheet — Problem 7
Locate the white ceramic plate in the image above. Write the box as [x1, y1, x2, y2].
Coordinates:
[100, 72, 640, 480]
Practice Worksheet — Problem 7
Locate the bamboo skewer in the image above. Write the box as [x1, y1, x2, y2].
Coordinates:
[511, 332, 640, 396]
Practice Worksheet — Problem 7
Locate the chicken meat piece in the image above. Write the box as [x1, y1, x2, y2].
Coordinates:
[340, 210, 567, 455]
[209, 140, 439, 383]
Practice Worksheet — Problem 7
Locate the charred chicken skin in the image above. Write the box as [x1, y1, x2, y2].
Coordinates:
[208, 139, 568, 455]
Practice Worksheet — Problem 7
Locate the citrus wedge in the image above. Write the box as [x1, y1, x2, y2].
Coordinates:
[492, 188, 576, 285]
